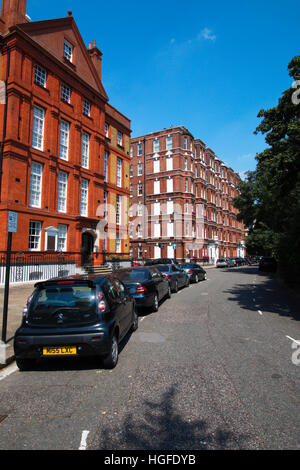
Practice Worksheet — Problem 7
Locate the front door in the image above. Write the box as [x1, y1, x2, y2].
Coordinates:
[81, 232, 94, 266]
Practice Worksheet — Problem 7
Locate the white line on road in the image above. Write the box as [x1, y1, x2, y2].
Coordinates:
[79, 430, 90, 450]
[257, 310, 263, 316]
[286, 335, 300, 345]
[0, 362, 18, 381]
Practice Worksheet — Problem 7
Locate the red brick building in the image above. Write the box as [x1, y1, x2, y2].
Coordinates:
[0, 0, 131, 273]
[130, 126, 245, 263]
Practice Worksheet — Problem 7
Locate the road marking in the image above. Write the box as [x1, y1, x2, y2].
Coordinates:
[286, 336, 300, 345]
[257, 310, 263, 316]
[79, 430, 90, 450]
[0, 363, 18, 381]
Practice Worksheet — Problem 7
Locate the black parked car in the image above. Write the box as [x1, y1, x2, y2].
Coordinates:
[116, 266, 171, 312]
[258, 257, 277, 272]
[155, 264, 190, 292]
[14, 274, 138, 371]
[178, 263, 207, 283]
[232, 257, 244, 266]
[144, 258, 178, 266]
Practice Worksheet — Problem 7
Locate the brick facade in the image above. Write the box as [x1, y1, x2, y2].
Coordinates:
[130, 126, 246, 263]
[0, 0, 131, 266]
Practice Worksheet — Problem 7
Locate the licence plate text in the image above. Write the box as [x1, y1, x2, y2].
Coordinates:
[43, 346, 77, 356]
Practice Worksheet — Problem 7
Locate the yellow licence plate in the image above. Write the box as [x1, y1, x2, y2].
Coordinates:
[43, 346, 77, 356]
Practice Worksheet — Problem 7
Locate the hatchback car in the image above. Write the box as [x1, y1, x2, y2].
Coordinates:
[216, 258, 232, 268]
[178, 263, 207, 283]
[155, 264, 189, 292]
[116, 266, 171, 312]
[14, 274, 138, 371]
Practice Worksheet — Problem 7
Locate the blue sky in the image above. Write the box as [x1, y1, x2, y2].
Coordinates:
[27, 0, 299, 176]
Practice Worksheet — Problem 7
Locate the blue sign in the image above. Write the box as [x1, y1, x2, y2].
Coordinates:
[173, 244, 177, 250]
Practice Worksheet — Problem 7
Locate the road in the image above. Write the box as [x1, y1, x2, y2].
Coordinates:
[0, 266, 299, 450]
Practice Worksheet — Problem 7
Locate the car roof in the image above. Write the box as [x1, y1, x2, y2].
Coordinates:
[34, 273, 116, 288]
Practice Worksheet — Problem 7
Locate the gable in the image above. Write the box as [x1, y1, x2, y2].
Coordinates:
[17, 17, 108, 100]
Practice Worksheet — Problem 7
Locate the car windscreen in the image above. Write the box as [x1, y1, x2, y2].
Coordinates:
[27, 283, 97, 326]
[117, 270, 150, 282]
[179, 264, 192, 268]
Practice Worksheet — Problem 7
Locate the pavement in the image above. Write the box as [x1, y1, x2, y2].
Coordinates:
[0, 265, 217, 367]
[0, 282, 37, 367]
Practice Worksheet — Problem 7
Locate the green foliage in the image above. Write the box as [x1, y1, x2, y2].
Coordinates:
[233, 55, 300, 286]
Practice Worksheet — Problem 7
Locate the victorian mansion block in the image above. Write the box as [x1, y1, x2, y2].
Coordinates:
[0, 0, 131, 266]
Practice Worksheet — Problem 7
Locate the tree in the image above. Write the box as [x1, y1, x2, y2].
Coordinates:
[233, 55, 300, 285]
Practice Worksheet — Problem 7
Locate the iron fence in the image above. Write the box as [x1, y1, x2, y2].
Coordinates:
[0, 252, 77, 285]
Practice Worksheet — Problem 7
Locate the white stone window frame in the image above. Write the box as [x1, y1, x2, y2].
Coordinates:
[29, 161, 43, 208]
[64, 39, 73, 62]
[57, 170, 68, 213]
[34, 65, 47, 88]
[83, 99, 91, 117]
[80, 178, 89, 217]
[59, 119, 70, 161]
[32, 105, 45, 151]
[81, 131, 90, 169]
[29, 220, 42, 251]
[61, 83, 71, 103]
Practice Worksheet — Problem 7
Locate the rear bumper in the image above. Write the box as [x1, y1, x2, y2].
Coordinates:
[14, 330, 111, 360]
[133, 293, 154, 308]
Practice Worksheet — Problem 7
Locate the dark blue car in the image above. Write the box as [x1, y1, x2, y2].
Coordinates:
[116, 266, 171, 312]
[14, 274, 138, 371]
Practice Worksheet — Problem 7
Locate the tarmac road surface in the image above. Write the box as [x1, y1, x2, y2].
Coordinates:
[0, 265, 299, 450]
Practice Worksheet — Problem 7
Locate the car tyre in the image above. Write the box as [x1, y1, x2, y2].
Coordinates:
[166, 284, 171, 299]
[102, 335, 119, 369]
[173, 280, 178, 293]
[152, 293, 159, 312]
[185, 277, 190, 287]
[131, 307, 139, 332]
[195, 274, 199, 283]
[16, 358, 35, 371]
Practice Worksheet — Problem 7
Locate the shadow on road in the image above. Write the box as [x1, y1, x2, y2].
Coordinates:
[96, 385, 254, 450]
[223, 268, 300, 322]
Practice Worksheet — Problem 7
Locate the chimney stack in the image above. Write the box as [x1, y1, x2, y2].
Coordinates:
[87, 39, 103, 81]
[0, 0, 27, 34]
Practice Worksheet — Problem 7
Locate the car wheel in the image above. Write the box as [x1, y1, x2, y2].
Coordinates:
[152, 293, 159, 312]
[16, 358, 35, 371]
[195, 274, 199, 283]
[166, 284, 171, 299]
[203, 273, 207, 280]
[185, 277, 190, 287]
[102, 335, 119, 369]
[173, 280, 178, 293]
[131, 307, 139, 332]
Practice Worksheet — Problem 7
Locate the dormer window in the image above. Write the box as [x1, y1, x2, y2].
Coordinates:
[64, 39, 73, 62]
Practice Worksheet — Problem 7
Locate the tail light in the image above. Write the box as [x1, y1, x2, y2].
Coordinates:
[135, 284, 149, 294]
[187, 270, 193, 275]
[23, 294, 33, 317]
[165, 275, 171, 279]
[97, 293, 106, 313]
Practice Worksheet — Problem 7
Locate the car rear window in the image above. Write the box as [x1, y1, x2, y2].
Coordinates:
[117, 270, 150, 282]
[156, 266, 169, 272]
[27, 283, 97, 326]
